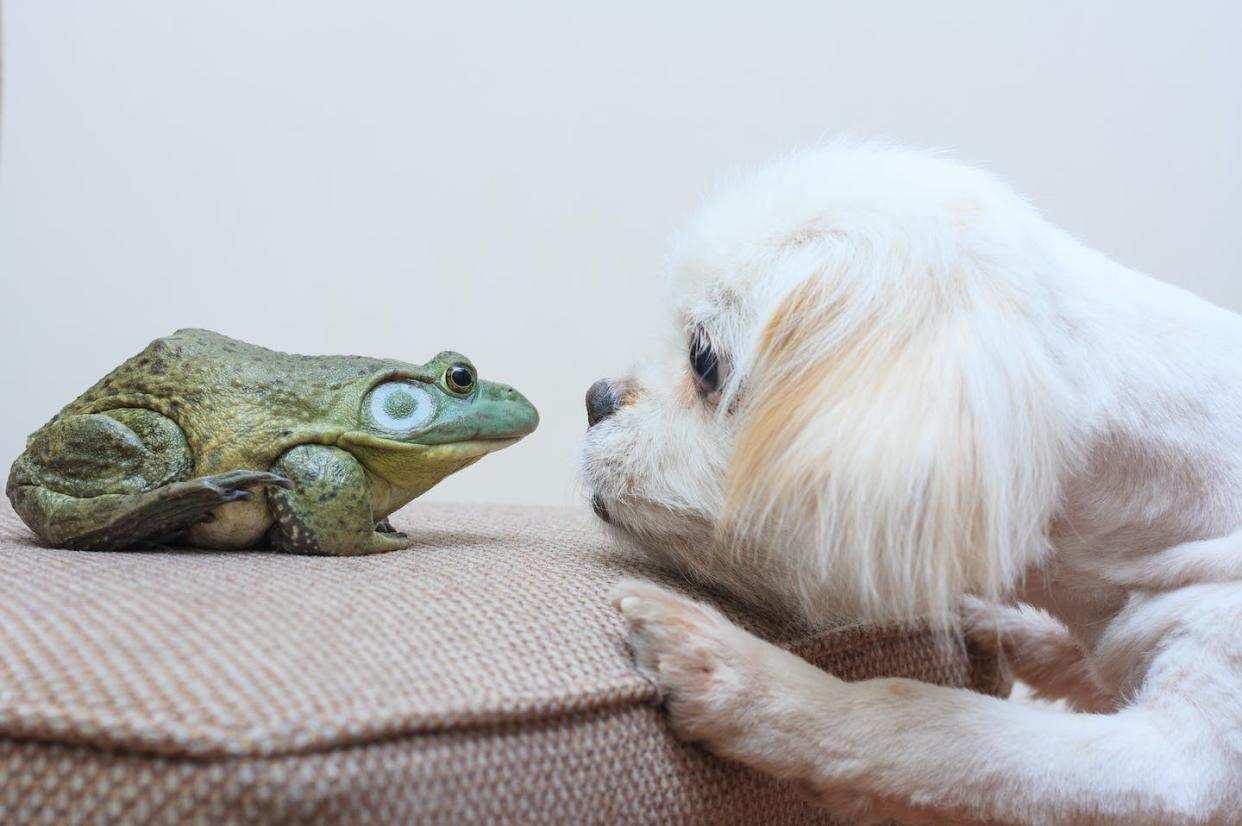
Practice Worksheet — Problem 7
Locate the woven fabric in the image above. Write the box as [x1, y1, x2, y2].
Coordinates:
[0, 498, 1000, 824]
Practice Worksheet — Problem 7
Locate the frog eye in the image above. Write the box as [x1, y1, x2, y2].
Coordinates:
[445, 364, 475, 394]
[367, 382, 435, 433]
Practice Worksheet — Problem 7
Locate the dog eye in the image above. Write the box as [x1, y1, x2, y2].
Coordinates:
[689, 335, 720, 393]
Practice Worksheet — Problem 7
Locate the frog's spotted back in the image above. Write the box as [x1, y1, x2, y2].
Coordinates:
[7, 330, 538, 554]
[45, 329, 404, 473]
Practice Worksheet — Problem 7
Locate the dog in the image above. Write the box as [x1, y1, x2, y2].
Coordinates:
[580, 141, 1242, 825]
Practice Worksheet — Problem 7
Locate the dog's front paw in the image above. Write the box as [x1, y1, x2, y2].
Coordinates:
[610, 579, 773, 749]
[610, 581, 894, 819]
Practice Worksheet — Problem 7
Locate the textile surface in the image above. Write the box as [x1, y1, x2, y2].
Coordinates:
[0, 499, 1001, 824]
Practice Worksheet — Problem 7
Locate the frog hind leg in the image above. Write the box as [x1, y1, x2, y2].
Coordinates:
[267, 444, 413, 556]
[6, 410, 291, 550]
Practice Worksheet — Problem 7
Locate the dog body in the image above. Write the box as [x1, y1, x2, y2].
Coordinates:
[581, 143, 1242, 824]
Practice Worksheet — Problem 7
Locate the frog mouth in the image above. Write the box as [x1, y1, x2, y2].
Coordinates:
[337, 432, 523, 454]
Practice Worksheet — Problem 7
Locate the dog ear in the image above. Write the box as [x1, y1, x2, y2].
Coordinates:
[721, 272, 1071, 625]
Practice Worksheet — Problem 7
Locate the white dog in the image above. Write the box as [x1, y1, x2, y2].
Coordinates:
[580, 142, 1242, 825]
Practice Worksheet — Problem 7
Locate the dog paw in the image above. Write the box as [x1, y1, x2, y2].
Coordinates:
[958, 595, 1006, 653]
[610, 580, 895, 816]
[610, 579, 775, 748]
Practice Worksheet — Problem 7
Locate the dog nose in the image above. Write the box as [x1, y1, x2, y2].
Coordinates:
[586, 379, 619, 427]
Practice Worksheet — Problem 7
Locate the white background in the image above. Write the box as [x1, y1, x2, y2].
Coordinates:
[1, 1, 1239, 506]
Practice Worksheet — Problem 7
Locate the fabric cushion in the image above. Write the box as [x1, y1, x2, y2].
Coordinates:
[0, 499, 1001, 824]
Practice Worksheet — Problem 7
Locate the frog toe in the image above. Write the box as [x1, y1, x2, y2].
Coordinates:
[203, 470, 294, 492]
[367, 530, 414, 553]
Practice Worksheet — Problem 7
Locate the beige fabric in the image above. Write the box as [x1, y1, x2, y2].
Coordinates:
[0, 499, 1000, 824]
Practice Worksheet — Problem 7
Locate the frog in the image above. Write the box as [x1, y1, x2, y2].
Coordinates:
[5, 329, 539, 555]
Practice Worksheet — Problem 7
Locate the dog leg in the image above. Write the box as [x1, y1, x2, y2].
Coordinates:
[613, 580, 1230, 826]
[960, 596, 1115, 712]
[1091, 529, 1242, 590]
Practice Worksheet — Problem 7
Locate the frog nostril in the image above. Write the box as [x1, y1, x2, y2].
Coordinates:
[586, 380, 619, 427]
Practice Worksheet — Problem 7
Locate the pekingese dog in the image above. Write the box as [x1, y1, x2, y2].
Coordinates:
[580, 142, 1242, 825]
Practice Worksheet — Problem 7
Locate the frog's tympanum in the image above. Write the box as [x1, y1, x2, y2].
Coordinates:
[6, 329, 539, 555]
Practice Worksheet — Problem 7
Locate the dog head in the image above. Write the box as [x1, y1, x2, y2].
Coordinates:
[580, 142, 1076, 625]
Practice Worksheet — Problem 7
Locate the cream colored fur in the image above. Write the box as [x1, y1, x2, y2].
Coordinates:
[581, 142, 1242, 824]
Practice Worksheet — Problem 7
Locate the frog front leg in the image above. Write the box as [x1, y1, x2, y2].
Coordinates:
[267, 445, 413, 556]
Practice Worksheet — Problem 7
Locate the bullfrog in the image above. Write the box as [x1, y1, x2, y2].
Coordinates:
[6, 329, 539, 554]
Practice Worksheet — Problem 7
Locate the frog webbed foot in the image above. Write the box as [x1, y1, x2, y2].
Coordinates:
[178, 472, 294, 526]
[198, 470, 295, 506]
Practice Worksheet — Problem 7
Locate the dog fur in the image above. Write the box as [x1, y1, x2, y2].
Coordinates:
[580, 142, 1242, 824]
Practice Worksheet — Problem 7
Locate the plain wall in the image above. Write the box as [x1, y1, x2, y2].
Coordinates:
[1, 1, 1239, 506]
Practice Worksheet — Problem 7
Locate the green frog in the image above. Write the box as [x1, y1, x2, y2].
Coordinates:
[6, 329, 539, 555]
